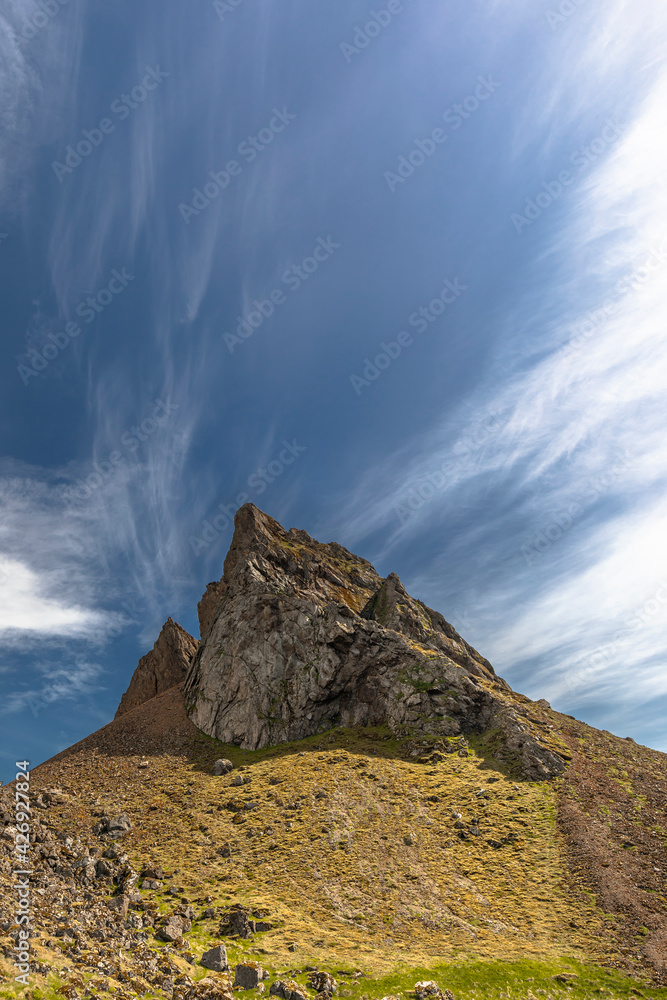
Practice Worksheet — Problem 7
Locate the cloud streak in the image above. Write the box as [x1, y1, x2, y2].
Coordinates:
[317, 7, 667, 744]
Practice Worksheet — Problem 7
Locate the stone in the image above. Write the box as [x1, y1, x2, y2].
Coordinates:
[201, 944, 229, 972]
[185, 978, 235, 1000]
[94, 812, 133, 838]
[115, 618, 198, 717]
[270, 981, 309, 1000]
[234, 963, 264, 989]
[213, 759, 234, 776]
[107, 895, 130, 919]
[108, 812, 133, 834]
[308, 972, 336, 993]
[184, 505, 567, 781]
[219, 905, 252, 938]
[158, 914, 191, 942]
[414, 983, 454, 1000]
[141, 862, 164, 879]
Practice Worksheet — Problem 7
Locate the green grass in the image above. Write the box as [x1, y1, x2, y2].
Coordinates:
[9, 957, 664, 1000]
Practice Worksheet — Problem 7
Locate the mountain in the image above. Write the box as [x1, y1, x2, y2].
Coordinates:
[186, 504, 567, 780]
[1, 504, 666, 1000]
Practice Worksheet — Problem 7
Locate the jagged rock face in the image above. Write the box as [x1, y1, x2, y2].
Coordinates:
[185, 505, 568, 779]
[115, 618, 198, 718]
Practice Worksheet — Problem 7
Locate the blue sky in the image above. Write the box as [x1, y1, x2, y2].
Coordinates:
[1, 0, 666, 781]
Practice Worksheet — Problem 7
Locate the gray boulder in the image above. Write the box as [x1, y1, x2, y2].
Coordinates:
[234, 963, 264, 989]
[201, 944, 229, 972]
[213, 759, 234, 776]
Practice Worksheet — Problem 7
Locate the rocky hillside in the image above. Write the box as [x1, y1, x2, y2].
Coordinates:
[1, 691, 666, 1000]
[184, 505, 567, 781]
[1, 504, 666, 1000]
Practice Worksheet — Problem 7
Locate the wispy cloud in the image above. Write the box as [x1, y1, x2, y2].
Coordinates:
[318, 8, 667, 737]
[0, 656, 105, 716]
[0, 0, 84, 213]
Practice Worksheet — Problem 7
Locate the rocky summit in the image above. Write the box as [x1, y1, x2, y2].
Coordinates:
[184, 505, 566, 781]
[1, 505, 667, 1000]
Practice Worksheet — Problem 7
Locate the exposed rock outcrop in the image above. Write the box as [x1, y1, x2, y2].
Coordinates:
[115, 618, 198, 718]
[184, 504, 568, 779]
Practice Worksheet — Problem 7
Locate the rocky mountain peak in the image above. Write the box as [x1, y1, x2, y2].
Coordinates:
[184, 505, 567, 779]
[224, 502, 382, 606]
[115, 617, 197, 718]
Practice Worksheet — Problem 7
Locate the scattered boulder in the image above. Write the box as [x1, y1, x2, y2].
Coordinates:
[235, 962, 264, 989]
[158, 913, 191, 942]
[115, 863, 138, 893]
[201, 944, 229, 972]
[270, 981, 309, 1000]
[414, 983, 454, 1000]
[106, 895, 130, 919]
[308, 972, 336, 993]
[140, 862, 164, 880]
[73, 855, 96, 876]
[219, 904, 252, 938]
[213, 759, 234, 776]
[175, 977, 234, 1000]
[94, 812, 133, 838]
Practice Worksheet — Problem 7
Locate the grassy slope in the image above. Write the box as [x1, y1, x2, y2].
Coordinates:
[3, 701, 666, 1000]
